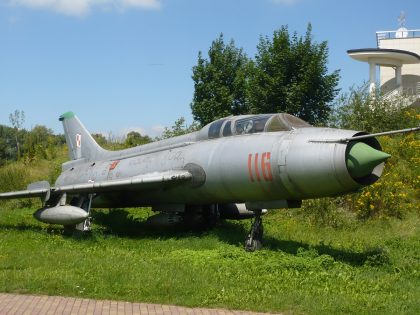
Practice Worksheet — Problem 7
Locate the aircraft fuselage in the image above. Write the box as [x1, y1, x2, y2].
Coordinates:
[55, 127, 381, 209]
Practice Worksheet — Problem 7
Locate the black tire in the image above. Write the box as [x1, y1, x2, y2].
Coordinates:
[244, 237, 263, 252]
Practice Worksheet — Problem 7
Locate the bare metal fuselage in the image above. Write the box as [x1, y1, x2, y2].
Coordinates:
[55, 127, 378, 209]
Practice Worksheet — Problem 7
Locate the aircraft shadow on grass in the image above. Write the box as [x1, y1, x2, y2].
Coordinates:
[91, 209, 388, 267]
[0, 223, 45, 232]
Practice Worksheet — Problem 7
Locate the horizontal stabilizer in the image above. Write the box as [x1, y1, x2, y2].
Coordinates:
[27, 180, 50, 191]
[0, 188, 50, 200]
[0, 181, 50, 200]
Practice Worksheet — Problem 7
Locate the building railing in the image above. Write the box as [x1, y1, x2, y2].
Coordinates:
[402, 86, 420, 98]
[379, 83, 420, 109]
[376, 29, 420, 47]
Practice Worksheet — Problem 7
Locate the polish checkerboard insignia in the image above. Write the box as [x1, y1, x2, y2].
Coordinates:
[76, 134, 82, 148]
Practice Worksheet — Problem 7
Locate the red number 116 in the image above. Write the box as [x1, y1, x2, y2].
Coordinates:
[247, 152, 273, 182]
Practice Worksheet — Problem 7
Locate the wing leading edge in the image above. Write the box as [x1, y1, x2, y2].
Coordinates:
[0, 170, 192, 200]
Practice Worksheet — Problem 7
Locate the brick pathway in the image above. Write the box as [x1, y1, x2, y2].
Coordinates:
[0, 293, 281, 315]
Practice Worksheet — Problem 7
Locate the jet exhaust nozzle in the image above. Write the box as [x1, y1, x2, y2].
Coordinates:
[346, 142, 391, 179]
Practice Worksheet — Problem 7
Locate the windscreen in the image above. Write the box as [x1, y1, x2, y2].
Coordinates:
[208, 119, 227, 138]
[235, 116, 271, 135]
[264, 113, 311, 132]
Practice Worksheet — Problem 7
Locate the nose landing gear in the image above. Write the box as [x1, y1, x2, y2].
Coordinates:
[245, 209, 264, 251]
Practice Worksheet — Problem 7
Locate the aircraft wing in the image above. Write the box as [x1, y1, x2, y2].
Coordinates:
[0, 170, 192, 200]
[53, 170, 192, 194]
[0, 188, 50, 200]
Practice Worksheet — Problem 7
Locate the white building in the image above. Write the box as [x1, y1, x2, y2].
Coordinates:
[376, 28, 420, 96]
[347, 16, 420, 105]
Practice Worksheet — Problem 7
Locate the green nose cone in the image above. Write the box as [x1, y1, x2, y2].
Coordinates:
[346, 142, 391, 179]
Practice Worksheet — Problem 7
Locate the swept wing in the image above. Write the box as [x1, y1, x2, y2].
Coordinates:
[0, 170, 192, 200]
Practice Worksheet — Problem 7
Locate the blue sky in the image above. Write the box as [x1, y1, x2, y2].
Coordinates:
[0, 0, 418, 137]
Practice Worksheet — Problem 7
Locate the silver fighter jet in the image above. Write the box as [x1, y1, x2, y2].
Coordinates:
[1, 112, 418, 250]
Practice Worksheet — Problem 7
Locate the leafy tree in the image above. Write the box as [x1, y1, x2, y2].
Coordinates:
[330, 85, 419, 132]
[190, 26, 339, 126]
[8, 110, 25, 159]
[92, 133, 108, 147]
[161, 117, 199, 139]
[23, 125, 54, 161]
[0, 125, 18, 164]
[92, 133, 127, 151]
[248, 24, 340, 125]
[0, 137, 6, 166]
[125, 131, 152, 147]
[191, 34, 250, 126]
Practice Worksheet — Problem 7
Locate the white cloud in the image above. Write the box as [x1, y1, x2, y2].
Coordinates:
[122, 0, 160, 9]
[10, 0, 161, 17]
[271, 0, 299, 5]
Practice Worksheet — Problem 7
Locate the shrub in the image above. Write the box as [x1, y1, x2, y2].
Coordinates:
[299, 197, 356, 228]
[0, 163, 29, 192]
[330, 85, 419, 132]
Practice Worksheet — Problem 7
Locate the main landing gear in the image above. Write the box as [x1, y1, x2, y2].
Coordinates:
[76, 194, 93, 232]
[245, 210, 264, 252]
[64, 194, 93, 233]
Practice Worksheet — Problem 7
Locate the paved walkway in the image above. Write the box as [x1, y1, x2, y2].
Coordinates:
[0, 293, 281, 315]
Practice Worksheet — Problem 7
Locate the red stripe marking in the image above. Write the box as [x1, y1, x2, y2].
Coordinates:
[109, 160, 120, 171]
[248, 154, 254, 182]
[265, 152, 273, 181]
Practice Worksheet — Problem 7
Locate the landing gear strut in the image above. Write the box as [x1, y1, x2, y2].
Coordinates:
[64, 194, 93, 233]
[245, 210, 264, 252]
[75, 194, 93, 232]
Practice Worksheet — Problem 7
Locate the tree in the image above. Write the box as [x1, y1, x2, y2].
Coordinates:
[125, 131, 152, 147]
[23, 125, 54, 161]
[248, 24, 340, 125]
[329, 85, 419, 132]
[160, 117, 199, 139]
[8, 110, 25, 159]
[92, 133, 125, 151]
[190, 26, 340, 126]
[92, 133, 108, 147]
[0, 125, 18, 164]
[191, 34, 250, 126]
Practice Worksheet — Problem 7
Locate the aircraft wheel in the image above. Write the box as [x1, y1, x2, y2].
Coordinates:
[245, 237, 262, 251]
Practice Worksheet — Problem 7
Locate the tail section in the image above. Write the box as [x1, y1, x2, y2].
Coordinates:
[59, 112, 108, 161]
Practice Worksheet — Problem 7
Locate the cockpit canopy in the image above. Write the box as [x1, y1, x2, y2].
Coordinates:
[205, 113, 311, 139]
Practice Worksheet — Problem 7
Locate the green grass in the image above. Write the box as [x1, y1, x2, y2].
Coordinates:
[0, 205, 419, 315]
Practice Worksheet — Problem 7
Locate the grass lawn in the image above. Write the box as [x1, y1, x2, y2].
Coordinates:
[0, 206, 419, 314]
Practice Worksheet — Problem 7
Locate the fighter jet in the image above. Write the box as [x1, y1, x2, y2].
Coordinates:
[0, 112, 418, 251]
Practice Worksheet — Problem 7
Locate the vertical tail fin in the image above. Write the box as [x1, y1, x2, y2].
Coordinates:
[59, 112, 108, 161]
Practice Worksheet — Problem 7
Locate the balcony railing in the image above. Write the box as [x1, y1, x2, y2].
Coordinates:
[376, 29, 420, 47]
[380, 82, 420, 108]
